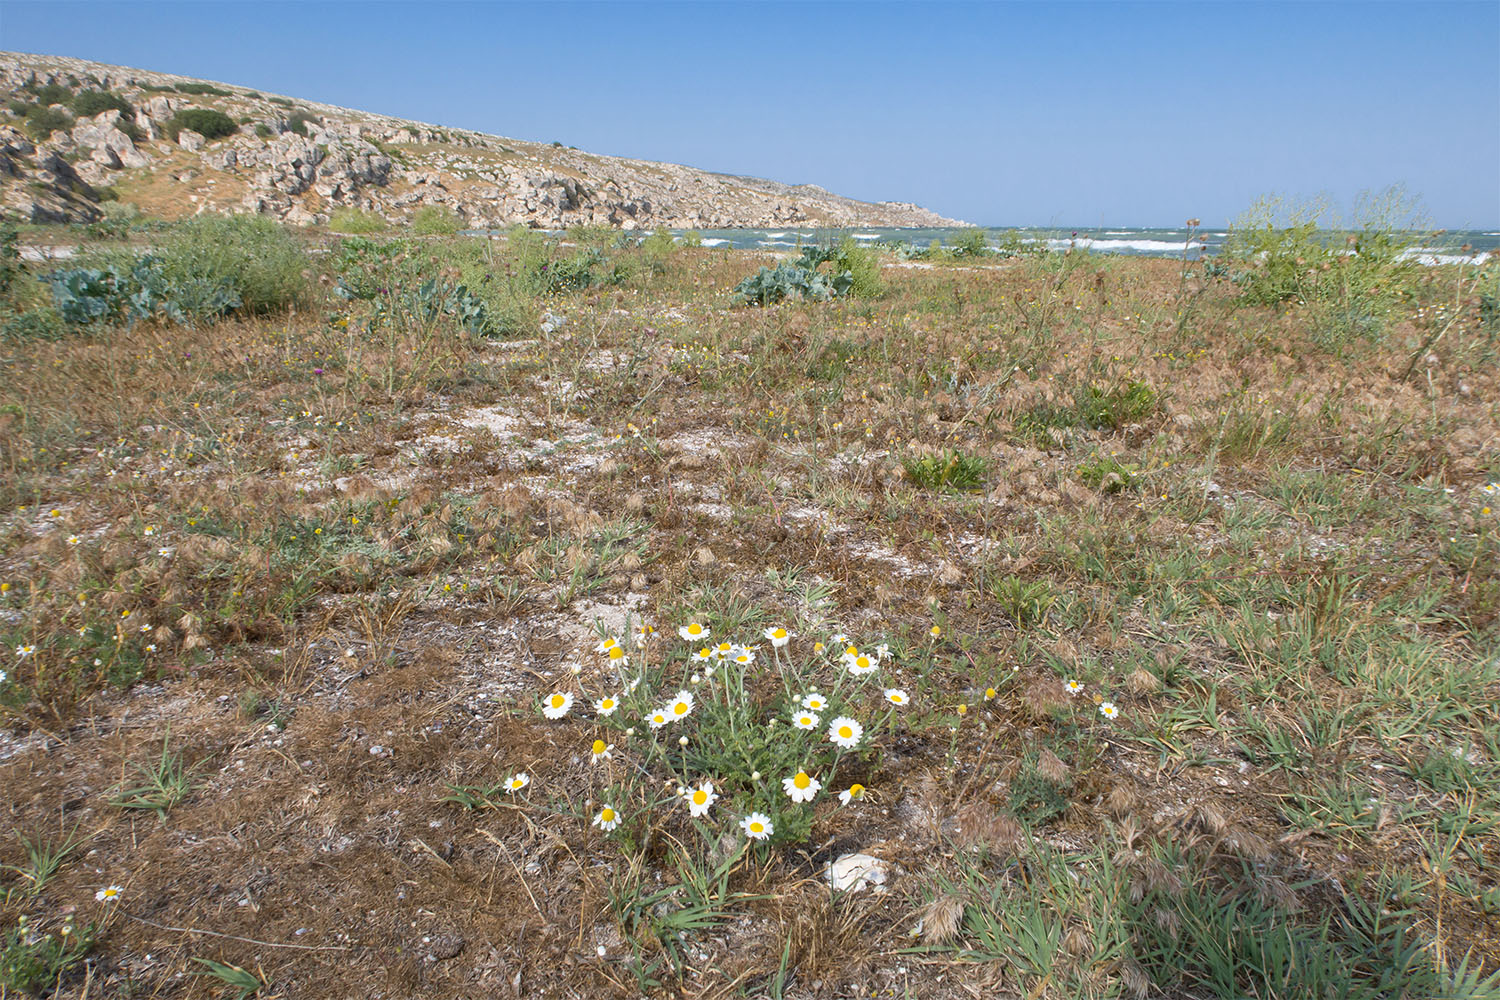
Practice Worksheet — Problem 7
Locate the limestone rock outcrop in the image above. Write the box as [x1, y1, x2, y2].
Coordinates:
[1, 51, 966, 230]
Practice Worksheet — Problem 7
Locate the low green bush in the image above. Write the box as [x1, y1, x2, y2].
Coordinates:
[329, 208, 388, 234]
[45, 215, 310, 327]
[158, 214, 309, 314]
[173, 82, 231, 97]
[837, 237, 885, 297]
[25, 82, 73, 106]
[411, 205, 463, 236]
[24, 105, 72, 140]
[70, 90, 132, 118]
[287, 110, 320, 136]
[165, 108, 238, 142]
[949, 229, 992, 258]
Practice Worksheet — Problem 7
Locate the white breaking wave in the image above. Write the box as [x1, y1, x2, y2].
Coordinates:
[1398, 249, 1491, 266]
[1048, 238, 1205, 252]
[764, 231, 789, 238]
[699, 238, 730, 247]
[852, 233, 881, 239]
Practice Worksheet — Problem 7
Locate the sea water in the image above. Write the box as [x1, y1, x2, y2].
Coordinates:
[678, 226, 1499, 264]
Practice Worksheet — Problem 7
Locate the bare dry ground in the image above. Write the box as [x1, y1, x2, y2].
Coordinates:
[1, 229, 1498, 999]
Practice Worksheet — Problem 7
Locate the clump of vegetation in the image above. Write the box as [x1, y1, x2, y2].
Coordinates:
[411, 204, 464, 236]
[164, 108, 238, 142]
[328, 207, 388, 234]
[1, 914, 97, 995]
[70, 89, 132, 118]
[733, 245, 858, 305]
[173, 81, 232, 97]
[42, 214, 308, 326]
[949, 229, 992, 258]
[286, 110, 320, 136]
[22, 104, 72, 140]
[902, 448, 986, 491]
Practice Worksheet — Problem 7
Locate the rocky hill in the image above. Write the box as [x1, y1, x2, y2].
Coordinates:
[0, 51, 964, 230]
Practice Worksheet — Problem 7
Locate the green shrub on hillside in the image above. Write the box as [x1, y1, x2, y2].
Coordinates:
[70, 90, 132, 118]
[173, 82, 231, 97]
[25, 82, 73, 106]
[164, 109, 238, 142]
[24, 105, 73, 140]
[287, 111, 320, 137]
[412, 205, 464, 236]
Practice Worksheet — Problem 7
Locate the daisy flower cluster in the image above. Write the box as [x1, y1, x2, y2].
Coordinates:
[526, 618, 911, 846]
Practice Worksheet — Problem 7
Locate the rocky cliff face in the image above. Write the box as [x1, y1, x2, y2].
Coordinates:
[0, 52, 965, 229]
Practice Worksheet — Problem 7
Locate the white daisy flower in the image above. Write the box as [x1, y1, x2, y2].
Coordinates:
[844, 652, 878, 676]
[1100, 702, 1119, 720]
[791, 711, 820, 730]
[827, 716, 863, 748]
[802, 692, 828, 712]
[605, 646, 630, 668]
[95, 885, 123, 903]
[542, 691, 574, 720]
[157, 547, 172, 558]
[686, 781, 717, 817]
[782, 770, 821, 803]
[593, 804, 620, 832]
[590, 739, 613, 762]
[712, 641, 735, 659]
[740, 812, 774, 840]
[731, 647, 755, 666]
[884, 688, 908, 706]
[647, 709, 669, 729]
[691, 647, 714, 662]
[678, 622, 710, 642]
[15, 645, 34, 659]
[763, 626, 791, 648]
[505, 773, 530, 793]
[830, 632, 850, 647]
[1065, 679, 1084, 695]
[594, 695, 620, 716]
[873, 642, 891, 661]
[667, 690, 695, 721]
[594, 636, 620, 655]
[838, 783, 866, 806]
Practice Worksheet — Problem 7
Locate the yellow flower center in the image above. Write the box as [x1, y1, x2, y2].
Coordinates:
[845, 646, 858, 657]
[693, 790, 708, 805]
[601, 699, 615, 710]
[592, 740, 606, 754]
[688, 624, 702, 635]
[550, 694, 566, 708]
[750, 821, 764, 833]
[601, 808, 615, 822]
[838, 726, 853, 739]
[793, 772, 810, 789]
[855, 657, 870, 669]
[609, 647, 625, 660]
[773, 629, 786, 639]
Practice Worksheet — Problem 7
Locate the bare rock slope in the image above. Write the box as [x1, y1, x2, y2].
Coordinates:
[1, 51, 964, 229]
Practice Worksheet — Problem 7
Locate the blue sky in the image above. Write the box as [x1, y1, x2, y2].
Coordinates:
[3, 1, 1496, 227]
